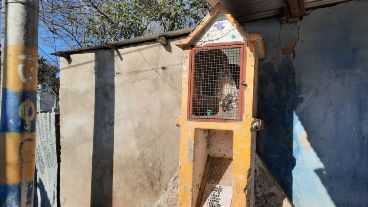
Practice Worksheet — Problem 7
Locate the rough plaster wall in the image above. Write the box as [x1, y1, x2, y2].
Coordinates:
[113, 40, 183, 207]
[60, 38, 253, 207]
[60, 40, 183, 207]
[59, 53, 95, 207]
[246, 0, 368, 206]
[207, 130, 233, 159]
[155, 175, 179, 207]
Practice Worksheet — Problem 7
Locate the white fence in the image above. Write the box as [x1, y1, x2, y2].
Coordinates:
[35, 112, 59, 207]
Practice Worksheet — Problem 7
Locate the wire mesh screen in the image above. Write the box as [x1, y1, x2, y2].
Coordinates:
[190, 46, 243, 120]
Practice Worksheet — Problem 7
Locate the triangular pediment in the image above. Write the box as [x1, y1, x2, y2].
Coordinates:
[176, 3, 249, 48]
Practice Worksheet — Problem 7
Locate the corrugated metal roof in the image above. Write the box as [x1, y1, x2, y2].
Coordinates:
[208, 0, 350, 22]
[53, 28, 193, 57]
[214, 0, 284, 22]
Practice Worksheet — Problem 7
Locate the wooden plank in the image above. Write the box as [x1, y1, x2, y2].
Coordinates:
[236, 9, 281, 23]
[285, 0, 302, 17]
[230, 1, 282, 15]
[299, 0, 306, 16]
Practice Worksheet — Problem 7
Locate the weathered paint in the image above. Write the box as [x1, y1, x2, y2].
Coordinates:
[3, 46, 38, 90]
[207, 130, 233, 158]
[292, 112, 334, 207]
[0, 133, 36, 184]
[0, 89, 37, 133]
[246, 1, 368, 206]
[176, 5, 263, 206]
[0, 182, 34, 206]
[187, 139, 194, 161]
[176, 122, 255, 207]
[196, 13, 246, 46]
[59, 42, 185, 206]
[0, 0, 38, 206]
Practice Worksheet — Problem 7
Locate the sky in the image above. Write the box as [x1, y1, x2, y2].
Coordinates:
[0, 12, 68, 67]
[38, 25, 68, 66]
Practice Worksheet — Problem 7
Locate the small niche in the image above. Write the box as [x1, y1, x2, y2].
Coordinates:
[192, 129, 233, 207]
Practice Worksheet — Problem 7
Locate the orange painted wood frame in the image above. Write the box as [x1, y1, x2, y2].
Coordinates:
[176, 41, 259, 206]
[188, 42, 246, 122]
[175, 3, 265, 206]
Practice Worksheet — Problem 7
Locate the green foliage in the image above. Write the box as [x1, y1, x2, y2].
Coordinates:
[40, 0, 210, 47]
[38, 58, 60, 96]
[83, 0, 210, 45]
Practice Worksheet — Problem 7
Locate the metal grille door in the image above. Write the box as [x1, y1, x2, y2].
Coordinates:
[190, 45, 244, 120]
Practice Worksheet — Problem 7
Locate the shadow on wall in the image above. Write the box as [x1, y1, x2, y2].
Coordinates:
[255, 2, 368, 206]
[257, 41, 368, 207]
[292, 3, 368, 205]
[90, 50, 115, 207]
[256, 56, 299, 201]
[294, 73, 368, 206]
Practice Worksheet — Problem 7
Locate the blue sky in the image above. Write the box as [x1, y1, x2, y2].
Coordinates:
[38, 26, 67, 66]
[0, 13, 67, 67]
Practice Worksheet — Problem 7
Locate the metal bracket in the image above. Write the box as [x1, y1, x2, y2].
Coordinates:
[106, 43, 124, 63]
[156, 35, 168, 45]
[59, 52, 72, 63]
[251, 118, 265, 132]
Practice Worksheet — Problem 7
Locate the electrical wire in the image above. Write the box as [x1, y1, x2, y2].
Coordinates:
[135, 47, 180, 91]
[38, 46, 59, 66]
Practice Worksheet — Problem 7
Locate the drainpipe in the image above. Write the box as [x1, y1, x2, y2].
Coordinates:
[0, 0, 39, 206]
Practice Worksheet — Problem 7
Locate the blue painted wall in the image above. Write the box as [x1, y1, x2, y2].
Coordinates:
[247, 1, 368, 206]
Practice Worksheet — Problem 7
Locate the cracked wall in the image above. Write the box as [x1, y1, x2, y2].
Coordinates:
[60, 40, 184, 207]
[246, 0, 368, 206]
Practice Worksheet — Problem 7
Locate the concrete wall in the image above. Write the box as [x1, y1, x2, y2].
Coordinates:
[59, 1, 368, 206]
[60, 40, 183, 207]
[60, 53, 95, 207]
[246, 0, 368, 206]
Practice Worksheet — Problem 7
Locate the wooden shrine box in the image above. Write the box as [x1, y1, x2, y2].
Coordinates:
[175, 3, 265, 207]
